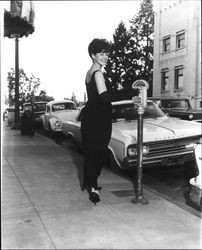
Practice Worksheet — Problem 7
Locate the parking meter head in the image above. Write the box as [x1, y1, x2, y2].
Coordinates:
[132, 80, 149, 90]
[132, 80, 149, 109]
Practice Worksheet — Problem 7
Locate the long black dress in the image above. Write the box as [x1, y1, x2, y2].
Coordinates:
[81, 70, 112, 189]
[81, 70, 138, 189]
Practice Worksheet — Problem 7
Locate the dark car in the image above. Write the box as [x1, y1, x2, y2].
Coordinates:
[148, 97, 202, 122]
[22, 101, 47, 127]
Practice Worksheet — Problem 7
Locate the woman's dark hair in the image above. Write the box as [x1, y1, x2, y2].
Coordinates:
[88, 38, 111, 59]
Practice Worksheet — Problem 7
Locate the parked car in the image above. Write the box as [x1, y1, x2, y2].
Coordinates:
[148, 97, 202, 122]
[6, 107, 15, 126]
[22, 101, 47, 127]
[189, 143, 202, 208]
[42, 100, 77, 134]
[62, 100, 202, 171]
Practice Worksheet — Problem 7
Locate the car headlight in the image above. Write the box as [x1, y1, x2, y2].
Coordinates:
[127, 145, 150, 158]
[55, 120, 62, 127]
[143, 145, 150, 155]
[189, 114, 193, 120]
[127, 146, 138, 158]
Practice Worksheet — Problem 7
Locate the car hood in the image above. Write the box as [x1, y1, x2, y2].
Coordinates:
[112, 117, 201, 142]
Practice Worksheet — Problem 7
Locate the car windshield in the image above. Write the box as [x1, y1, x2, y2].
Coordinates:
[112, 102, 164, 122]
[52, 102, 76, 112]
[163, 99, 191, 109]
[34, 103, 46, 112]
[23, 103, 46, 112]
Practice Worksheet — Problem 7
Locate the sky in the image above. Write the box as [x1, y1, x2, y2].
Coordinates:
[1, 0, 161, 105]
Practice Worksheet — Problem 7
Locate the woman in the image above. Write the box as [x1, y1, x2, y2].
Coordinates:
[81, 38, 138, 205]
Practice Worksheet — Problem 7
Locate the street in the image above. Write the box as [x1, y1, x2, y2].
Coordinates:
[36, 128, 201, 218]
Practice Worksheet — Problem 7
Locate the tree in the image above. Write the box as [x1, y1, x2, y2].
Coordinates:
[71, 92, 79, 106]
[35, 90, 54, 102]
[129, 0, 154, 96]
[7, 68, 40, 107]
[105, 0, 154, 95]
[105, 21, 132, 90]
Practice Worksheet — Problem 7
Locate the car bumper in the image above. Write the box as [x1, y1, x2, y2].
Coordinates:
[53, 127, 62, 132]
[122, 151, 195, 170]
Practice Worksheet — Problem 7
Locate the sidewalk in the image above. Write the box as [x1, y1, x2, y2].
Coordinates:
[1, 123, 201, 249]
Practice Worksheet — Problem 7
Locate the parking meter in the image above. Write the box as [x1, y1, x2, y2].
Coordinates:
[132, 80, 149, 110]
[131, 80, 149, 205]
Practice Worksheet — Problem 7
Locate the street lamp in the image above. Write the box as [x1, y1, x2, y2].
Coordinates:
[4, 1, 35, 129]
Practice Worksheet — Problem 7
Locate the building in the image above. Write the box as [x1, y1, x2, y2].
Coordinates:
[153, 0, 201, 109]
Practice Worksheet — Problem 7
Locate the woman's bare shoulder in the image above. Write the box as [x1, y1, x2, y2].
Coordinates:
[86, 70, 103, 83]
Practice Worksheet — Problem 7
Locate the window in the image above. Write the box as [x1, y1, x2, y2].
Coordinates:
[176, 31, 185, 49]
[163, 36, 170, 52]
[161, 69, 169, 92]
[111, 103, 164, 122]
[174, 66, 183, 90]
[34, 103, 47, 112]
[52, 102, 76, 112]
[164, 100, 189, 109]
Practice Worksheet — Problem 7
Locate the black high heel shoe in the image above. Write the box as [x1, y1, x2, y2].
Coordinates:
[81, 184, 102, 191]
[81, 184, 101, 205]
[89, 189, 100, 205]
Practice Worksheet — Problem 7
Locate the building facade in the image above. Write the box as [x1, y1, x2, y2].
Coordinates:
[153, 0, 201, 109]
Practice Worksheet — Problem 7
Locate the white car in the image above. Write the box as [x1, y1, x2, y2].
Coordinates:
[62, 100, 202, 171]
[42, 100, 77, 134]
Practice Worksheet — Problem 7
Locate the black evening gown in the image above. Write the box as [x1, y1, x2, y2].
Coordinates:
[81, 70, 112, 150]
[81, 70, 112, 189]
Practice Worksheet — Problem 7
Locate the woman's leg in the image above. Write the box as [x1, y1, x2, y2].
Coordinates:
[83, 148, 108, 189]
[83, 148, 99, 189]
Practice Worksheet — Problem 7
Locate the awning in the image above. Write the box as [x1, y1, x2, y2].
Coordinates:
[4, 0, 35, 38]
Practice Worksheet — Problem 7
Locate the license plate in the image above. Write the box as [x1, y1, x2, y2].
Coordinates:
[162, 157, 184, 166]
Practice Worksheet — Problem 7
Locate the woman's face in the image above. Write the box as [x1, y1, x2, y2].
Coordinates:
[92, 51, 109, 67]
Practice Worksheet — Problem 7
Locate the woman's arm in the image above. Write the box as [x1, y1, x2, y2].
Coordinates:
[95, 71, 139, 103]
[94, 71, 107, 94]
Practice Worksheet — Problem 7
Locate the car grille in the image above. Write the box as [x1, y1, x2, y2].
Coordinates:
[124, 135, 201, 168]
[145, 136, 200, 158]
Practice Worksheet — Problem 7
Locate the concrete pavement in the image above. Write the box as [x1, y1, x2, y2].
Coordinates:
[1, 123, 202, 249]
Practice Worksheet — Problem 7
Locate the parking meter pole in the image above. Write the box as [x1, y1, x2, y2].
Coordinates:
[131, 79, 149, 205]
[137, 109, 143, 198]
[131, 107, 148, 205]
